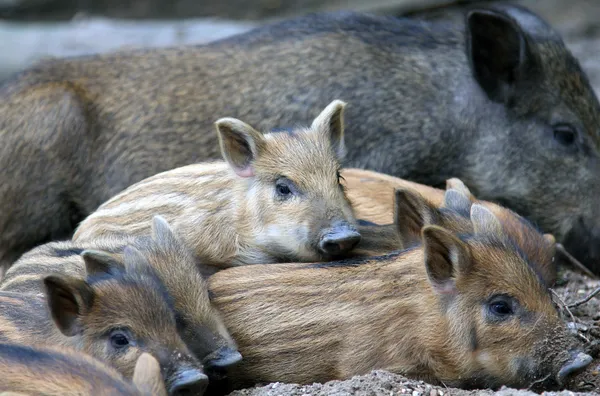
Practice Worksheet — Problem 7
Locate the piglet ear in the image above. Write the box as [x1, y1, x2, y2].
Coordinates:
[471, 204, 503, 236]
[422, 225, 470, 295]
[151, 215, 181, 249]
[445, 178, 474, 199]
[133, 353, 168, 396]
[443, 189, 472, 216]
[311, 100, 347, 160]
[394, 188, 438, 246]
[43, 275, 94, 337]
[215, 117, 265, 178]
[82, 250, 124, 277]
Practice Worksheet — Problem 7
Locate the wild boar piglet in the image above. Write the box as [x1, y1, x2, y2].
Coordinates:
[209, 204, 591, 391]
[0, 216, 241, 379]
[73, 100, 359, 267]
[0, 246, 208, 396]
[0, 345, 166, 396]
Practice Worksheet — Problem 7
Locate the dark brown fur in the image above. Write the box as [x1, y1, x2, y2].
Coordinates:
[2, 4, 600, 273]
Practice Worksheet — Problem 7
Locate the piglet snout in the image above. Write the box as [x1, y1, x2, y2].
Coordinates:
[556, 350, 593, 385]
[168, 368, 208, 396]
[319, 223, 361, 256]
[203, 346, 242, 369]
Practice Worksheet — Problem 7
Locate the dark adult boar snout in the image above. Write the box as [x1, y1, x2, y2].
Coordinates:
[556, 350, 593, 385]
[169, 368, 209, 396]
[319, 223, 361, 256]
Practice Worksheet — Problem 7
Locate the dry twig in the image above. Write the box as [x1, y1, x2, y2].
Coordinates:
[568, 286, 600, 309]
[550, 288, 576, 324]
[556, 243, 597, 279]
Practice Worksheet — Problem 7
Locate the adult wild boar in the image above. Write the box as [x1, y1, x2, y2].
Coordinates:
[1, 3, 600, 272]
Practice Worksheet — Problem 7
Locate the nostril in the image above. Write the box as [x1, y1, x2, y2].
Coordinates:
[321, 240, 341, 255]
[319, 231, 361, 255]
[170, 370, 208, 396]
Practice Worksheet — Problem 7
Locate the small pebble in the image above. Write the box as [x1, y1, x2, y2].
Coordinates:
[429, 390, 438, 396]
[412, 391, 421, 396]
[381, 381, 393, 390]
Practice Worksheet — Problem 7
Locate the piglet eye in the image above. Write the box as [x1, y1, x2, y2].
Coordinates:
[490, 301, 513, 316]
[109, 330, 131, 349]
[276, 184, 291, 196]
[275, 178, 295, 199]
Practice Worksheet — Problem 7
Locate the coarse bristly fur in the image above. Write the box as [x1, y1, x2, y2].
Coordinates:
[72, 100, 359, 268]
[345, 170, 559, 285]
[208, 204, 588, 393]
[0, 244, 208, 395]
[0, 345, 166, 396]
[3, 4, 600, 274]
[0, 216, 241, 379]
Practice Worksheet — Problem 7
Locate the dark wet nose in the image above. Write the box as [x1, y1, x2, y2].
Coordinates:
[203, 346, 242, 369]
[556, 350, 593, 385]
[319, 224, 361, 256]
[169, 369, 209, 396]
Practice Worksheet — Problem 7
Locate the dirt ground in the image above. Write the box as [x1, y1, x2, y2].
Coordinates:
[225, 267, 600, 396]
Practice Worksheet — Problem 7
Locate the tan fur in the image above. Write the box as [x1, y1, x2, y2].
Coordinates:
[344, 170, 557, 284]
[208, 204, 580, 390]
[343, 168, 445, 224]
[0, 346, 165, 396]
[0, 248, 207, 393]
[73, 101, 358, 268]
[0, 217, 239, 373]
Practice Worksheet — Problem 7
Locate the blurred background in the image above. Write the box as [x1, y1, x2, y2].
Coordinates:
[1, 0, 600, 90]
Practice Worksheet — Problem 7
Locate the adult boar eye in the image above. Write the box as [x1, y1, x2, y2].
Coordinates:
[553, 124, 577, 147]
[109, 330, 131, 349]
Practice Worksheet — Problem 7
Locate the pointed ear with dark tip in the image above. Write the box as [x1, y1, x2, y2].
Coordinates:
[82, 250, 124, 278]
[422, 225, 471, 294]
[471, 204, 503, 236]
[151, 215, 180, 249]
[133, 353, 168, 396]
[466, 9, 534, 103]
[443, 189, 472, 215]
[43, 275, 94, 337]
[310, 100, 347, 160]
[394, 188, 439, 245]
[215, 117, 265, 178]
